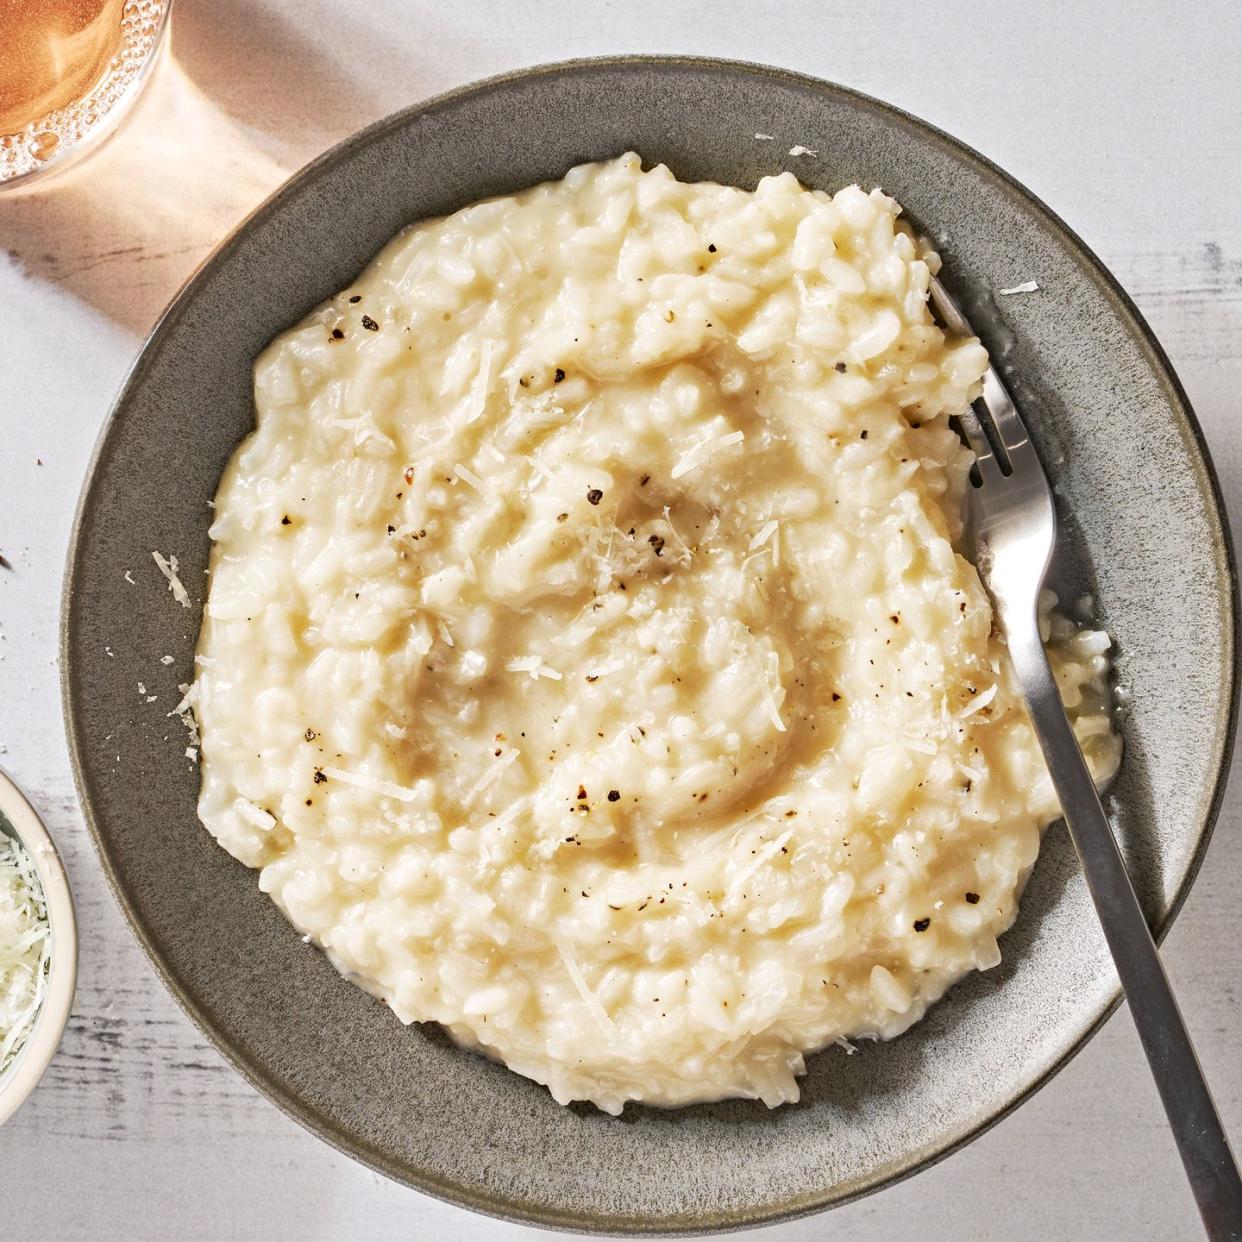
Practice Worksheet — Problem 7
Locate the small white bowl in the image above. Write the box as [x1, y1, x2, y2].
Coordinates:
[0, 767, 77, 1125]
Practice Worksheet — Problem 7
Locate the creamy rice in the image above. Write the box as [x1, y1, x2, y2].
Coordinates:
[195, 155, 1121, 1113]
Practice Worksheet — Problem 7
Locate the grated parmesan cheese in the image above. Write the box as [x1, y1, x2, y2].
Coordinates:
[0, 834, 51, 1074]
[152, 550, 190, 608]
[167, 681, 200, 750]
[465, 748, 521, 805]
[748, 520, 779, 552]
[505, 655, 562, 681]
[956, 683, 999, 718]
[319, 766, 420, 802]
[998, 280, 1040, 296]
[557, 944, 616, 1038]
[463, 341, 494, 426]
[727, 829, 794, 901]
[670, 429, 744, 479]
[761, 650, 788, 733]
[168, 682, 198, 718]
[660, 505, 694, 561]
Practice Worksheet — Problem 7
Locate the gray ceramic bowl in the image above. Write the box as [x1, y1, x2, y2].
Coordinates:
[62, 57, 1237, 1233]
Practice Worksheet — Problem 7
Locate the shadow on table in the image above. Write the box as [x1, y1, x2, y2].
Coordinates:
[173, 0, 391, 169]
[0, 0, 423, 336]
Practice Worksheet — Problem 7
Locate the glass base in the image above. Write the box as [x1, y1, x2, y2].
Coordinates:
[0, 0, 173, 193]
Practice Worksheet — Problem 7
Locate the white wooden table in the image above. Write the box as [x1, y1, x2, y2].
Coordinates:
[2, 2, 1240, 1237]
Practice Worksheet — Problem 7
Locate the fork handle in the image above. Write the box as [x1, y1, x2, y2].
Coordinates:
[1007, 621, 1242, 1238]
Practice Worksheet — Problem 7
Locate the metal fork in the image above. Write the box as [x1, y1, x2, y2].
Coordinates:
[930, 275, 1242, 1239]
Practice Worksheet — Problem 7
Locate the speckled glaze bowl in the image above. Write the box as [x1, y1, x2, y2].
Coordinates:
[61, 58, 1237, 1233]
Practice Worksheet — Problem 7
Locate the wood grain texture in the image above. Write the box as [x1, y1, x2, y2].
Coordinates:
[1, 1, 1239, 1237]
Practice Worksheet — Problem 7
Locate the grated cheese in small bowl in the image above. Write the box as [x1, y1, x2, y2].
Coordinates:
[0, 832, 51, 1076]
[0, 769, 77, 1124]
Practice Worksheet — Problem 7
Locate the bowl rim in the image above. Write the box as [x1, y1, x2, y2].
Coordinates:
[0, 766, 79, 1127]
[59, 53, 1239, 1233]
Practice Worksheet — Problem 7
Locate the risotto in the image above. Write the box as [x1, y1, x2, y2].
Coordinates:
[194, 155, 1121, 1113]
